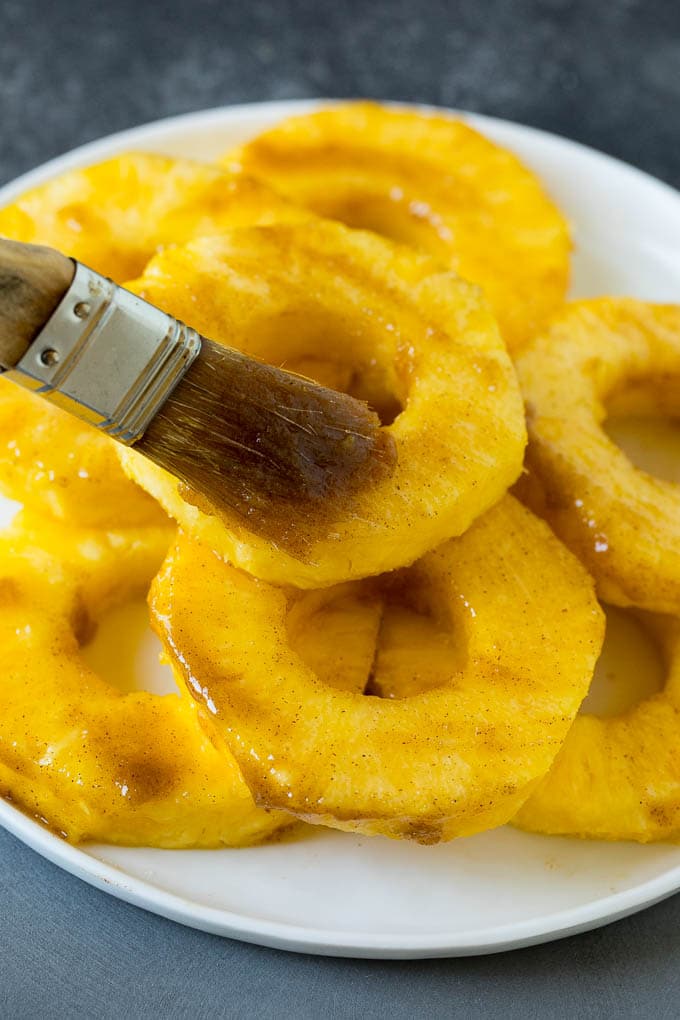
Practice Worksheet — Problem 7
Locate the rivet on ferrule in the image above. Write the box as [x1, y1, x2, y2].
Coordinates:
[5, 261, 202, 444]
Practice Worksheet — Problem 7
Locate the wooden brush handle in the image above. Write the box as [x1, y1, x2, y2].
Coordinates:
[0, 238, 75, 369]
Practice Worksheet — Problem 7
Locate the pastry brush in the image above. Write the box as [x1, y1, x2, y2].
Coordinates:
[0, 239, 394, 544]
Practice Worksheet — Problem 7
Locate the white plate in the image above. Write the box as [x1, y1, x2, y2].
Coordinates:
[1, 100, 680, 959]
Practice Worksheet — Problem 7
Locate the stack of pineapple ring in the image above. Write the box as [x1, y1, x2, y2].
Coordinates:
[0, 102, 676, 850]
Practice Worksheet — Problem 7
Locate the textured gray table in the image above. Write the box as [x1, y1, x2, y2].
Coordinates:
[2, 1, 680, 1016]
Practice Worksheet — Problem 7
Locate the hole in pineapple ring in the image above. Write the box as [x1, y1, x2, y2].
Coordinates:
[80, 600, 179, 697]
[604, 376, 680, 485]
[286, 572, 465, 701]
[284, 357, 404, 428]
[580, 605, 664, 718]
[604, 416, 680, 485]
[305, 195, 458, 264]
[257, 318, 406, 428]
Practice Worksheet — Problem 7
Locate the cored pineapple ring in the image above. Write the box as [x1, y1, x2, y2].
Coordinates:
[0, 514, 292, 847]
[150, 497, 604, 844]
[0, 151, 309, 282]
[516, 298, 680, 615]
[514, 611, 680, 842]
[120, 219, 526, 587]
[0, 152, 310, 526]
[227, 102, 571, 351]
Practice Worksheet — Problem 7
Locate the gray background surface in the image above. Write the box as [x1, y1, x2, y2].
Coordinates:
[1, 0, 679, 1015]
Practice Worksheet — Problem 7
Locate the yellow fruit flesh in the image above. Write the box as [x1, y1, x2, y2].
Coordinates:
[0, 383, 166, 527]
[228, 102, 571, 351]
[514, 612, 680, 842]
[516, 298, 680, 615]
[121, 220, 526, 587]
[0, 151, 309, 282]
[151, 497, 603, 843]
[0, 515, 291, 846]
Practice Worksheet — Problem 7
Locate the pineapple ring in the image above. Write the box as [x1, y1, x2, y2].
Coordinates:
[0, 151, 309, 526]
[0, 514, 291, 847]
[516, 298, 680, 615]
[150, 497, 604, 844]
[514, 612, 680, 842]
[227, 102, 571, 351]
[0, 151, 309, 282]
[120, 220, 526, 588]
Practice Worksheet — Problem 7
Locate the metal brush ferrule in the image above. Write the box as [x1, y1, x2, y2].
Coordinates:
[6, 261, 202, 444]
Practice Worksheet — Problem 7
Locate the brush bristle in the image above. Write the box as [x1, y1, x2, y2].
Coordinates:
[137, 337, 396, 550]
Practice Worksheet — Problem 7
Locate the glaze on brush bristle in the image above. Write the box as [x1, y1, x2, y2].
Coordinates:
[138, 339, 396, 550]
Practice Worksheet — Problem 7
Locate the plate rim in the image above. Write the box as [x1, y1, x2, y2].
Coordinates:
[3, 797, 680, 958]
[1, 98, 680, 959]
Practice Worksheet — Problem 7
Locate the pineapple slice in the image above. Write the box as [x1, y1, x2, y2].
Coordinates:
[514, 611, 680, 842]
[516, 298, 680, 615]
[0, 513, 292, 847]
[121, 219, 526, 587]
[150, 497, 603, 844]
[227, 102, 571, 351]
[0, 152, 308, 283]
